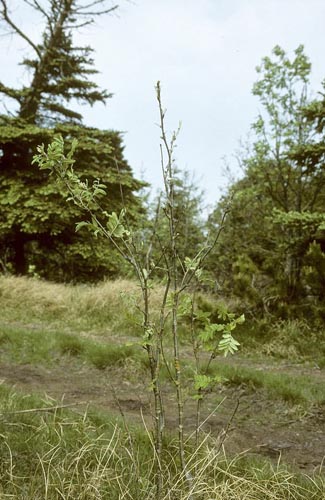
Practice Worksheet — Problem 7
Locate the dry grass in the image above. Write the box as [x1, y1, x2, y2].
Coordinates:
[0, 275, 136, 314]
[0, 275, 164, 336]
[2, 427, 324, 499]
[0, 383, 323, 500]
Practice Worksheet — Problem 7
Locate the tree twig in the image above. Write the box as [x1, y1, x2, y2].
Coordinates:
[0, 0, 42, 58]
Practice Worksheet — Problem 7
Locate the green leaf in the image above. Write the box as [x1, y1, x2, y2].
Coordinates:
[75, 221, 89, 232]
[184, 256, 198, 271]
[194, 374, 212, 390]
[218, 333, 240, 357]
[106, 211, 130, 239]
[178, 294, 192, 317]
[192, 394, 204, 401]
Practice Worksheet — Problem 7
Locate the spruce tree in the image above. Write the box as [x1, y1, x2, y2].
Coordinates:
[0, 0, 143, 280]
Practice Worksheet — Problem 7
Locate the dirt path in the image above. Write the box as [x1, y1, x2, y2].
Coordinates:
[0, 356, 324, 474]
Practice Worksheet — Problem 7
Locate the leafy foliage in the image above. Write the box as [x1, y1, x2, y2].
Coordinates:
[207, 45, 325, 315]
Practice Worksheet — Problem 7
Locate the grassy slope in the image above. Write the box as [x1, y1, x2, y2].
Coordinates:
[0, 275, 325, 499]
[1, 275, 324, 406]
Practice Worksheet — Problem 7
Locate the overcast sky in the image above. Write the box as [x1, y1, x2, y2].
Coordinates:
[2, 0, 325, 210]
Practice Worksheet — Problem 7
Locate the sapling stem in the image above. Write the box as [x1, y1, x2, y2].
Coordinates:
[33, 82, 240, 499]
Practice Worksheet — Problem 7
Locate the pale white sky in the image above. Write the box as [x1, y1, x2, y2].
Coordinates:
[2, 0, 325, 210]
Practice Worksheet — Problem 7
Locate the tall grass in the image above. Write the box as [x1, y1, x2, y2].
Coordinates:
[209, 363, 325, 405]
[0, 384, 323, 499]
[233, 317, 325, 366]
[0, 275, 163, 337]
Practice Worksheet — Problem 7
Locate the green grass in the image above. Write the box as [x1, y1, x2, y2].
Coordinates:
[209, 362, 325, 405]
[0, 323, 148, 371]
[193, 293, 325, 366]
[0, 325, 57, 365]
[234, 317, 325, 365]
[0, 384, 323, 500]
[1, 320, 325, 408]
[0, 384, 155, 499]
[2, 275, 325, 365]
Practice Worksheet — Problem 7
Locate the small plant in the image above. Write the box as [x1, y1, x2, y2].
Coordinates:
[187, 295, 244, 445]
[33, 82, 241, 498]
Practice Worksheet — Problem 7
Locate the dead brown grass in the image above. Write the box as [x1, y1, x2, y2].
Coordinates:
[0, 275, 164, 335]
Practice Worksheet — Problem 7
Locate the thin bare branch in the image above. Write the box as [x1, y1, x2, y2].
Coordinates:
[146, 194, 161, 273]
[23, 0, 54, 36]
[74, 0, 118, 12]
[23, 0, 49, 19]
[0, 0, 42, 58]
[215, 399, 240, 455]
[74, 0, 119, 16]
[76, 7, 118, 16]
[65, 19, 94, 29]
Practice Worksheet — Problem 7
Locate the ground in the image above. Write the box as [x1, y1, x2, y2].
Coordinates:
[1, 348, 324, 474]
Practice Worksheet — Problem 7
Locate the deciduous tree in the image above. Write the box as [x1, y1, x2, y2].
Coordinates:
[208, 46, 325, 311]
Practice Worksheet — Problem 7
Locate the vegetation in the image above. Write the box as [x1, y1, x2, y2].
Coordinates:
[0, 0, 143, 281]
[0, 273, 149, 334]
[0, 384, 323, 499]
[0, 275, 325, 498]
[32, 82, 245, 497]
[208, 45, 325, 318]
[0, 322, 148, 370]
[148, 168, 206, 274]
[1, 274, 324, 404]
[0, 1, 325, 496]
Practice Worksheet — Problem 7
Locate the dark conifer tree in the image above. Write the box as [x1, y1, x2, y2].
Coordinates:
[0, 0, 143, 280]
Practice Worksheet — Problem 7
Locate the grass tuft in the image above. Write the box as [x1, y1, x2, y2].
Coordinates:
[0, 275, 165, 339]
[86, 343, 147, 370]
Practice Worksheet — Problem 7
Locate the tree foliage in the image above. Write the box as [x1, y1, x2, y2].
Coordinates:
[207, 46, 325, 315]
[0, 0, 143, 281]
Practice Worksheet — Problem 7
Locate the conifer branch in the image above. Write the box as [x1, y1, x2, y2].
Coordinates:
[0, 83, 22, 103]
